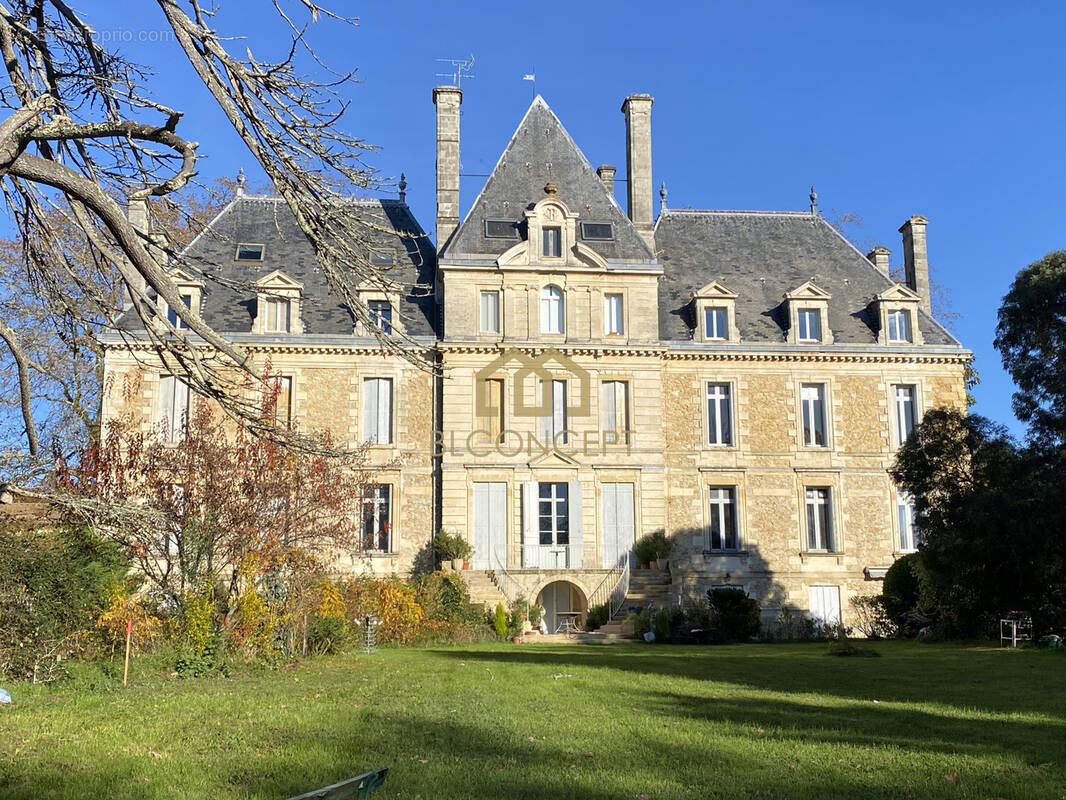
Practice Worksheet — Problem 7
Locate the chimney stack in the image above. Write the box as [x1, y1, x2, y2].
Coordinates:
[621, 93, 654, 248]
[433, 85, 462, 253]
[866, 245, 891, 278]
[898, 215, 931, 315]
[596, 164, 616, 196]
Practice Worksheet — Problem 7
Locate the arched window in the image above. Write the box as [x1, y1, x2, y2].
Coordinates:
[540, 285, 564, 334]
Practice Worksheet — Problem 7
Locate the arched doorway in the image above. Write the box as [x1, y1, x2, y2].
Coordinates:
[537, 580, 587, 633]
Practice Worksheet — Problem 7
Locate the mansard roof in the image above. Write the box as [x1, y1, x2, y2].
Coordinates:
[654, 210, 959, 346]
[445, 96, 657, 265]
[121, 195, 438, 338]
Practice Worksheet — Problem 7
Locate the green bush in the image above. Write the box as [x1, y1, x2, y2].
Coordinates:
[411, 571, 480, 624]
[585, 603, 609, 631]
[432, 529, 473, 562]
[882, 554, 922, 635]
[652, 609, 671, 642]
[307, 615, 347, 655]
[634, 530, 674, 566]
[493, 602, 508, 639]
[850, 595, 896, 639]
[707, 588, 761, 642]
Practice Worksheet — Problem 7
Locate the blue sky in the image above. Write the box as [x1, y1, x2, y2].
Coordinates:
[81, 1, 1066, 437]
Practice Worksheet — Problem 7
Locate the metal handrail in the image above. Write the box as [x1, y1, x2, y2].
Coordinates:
[588, 553, 630, 621]
[488, 552, 522, 607]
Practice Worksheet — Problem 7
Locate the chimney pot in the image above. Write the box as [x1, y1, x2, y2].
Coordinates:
[596, 164, 616, 196]
[898, 215, 931, 315]
[867, 245, 891, 277]
[433, 85, 463, 253]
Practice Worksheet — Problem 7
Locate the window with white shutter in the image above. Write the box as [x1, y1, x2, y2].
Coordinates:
[539, 380, 568, 444]
[363, 378, 393, 444]
[158, 375, 190, 442]
[600, 381, 630, 445]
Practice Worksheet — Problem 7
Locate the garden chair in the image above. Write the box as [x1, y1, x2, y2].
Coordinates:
[284, 767, 388, 799]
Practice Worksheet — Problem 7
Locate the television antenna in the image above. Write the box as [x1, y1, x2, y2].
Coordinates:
[435, 55, 476, 88]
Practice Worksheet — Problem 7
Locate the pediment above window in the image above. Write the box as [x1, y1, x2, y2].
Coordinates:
[255, 270, 303, 291]
[784, 281, 833, 345]
[691, 280, 739, 343]
[877, 282, 920, 303]
[784, 280, 832, 302]
[876, 281, 923, 345]
[692, 280, 738, 301]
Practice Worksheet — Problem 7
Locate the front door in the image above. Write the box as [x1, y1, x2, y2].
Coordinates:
[601, 483, 635, 568]
[472, 482, 507, 570]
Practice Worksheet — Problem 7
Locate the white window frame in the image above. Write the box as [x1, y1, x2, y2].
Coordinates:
[706, 382, 734, 446]
[805, 487, 835, 552]
[158, 374, 191, 443]
[704, 306, 728, 341]
[801, 383, 828, 447]
[707, 486, 739, 551]
[361, 484, 392, 552]
[604, 293, 624, 336]
[539, 379, 568, 444]
[537, 482, 569, 547]
[166, 293, 192, 329]
[887, 309, 912, 344]
[542, 226, 562, 259]
[479, 290, 501, 334]
[363, 377, 393, 445]
[266, 375, 293, 427]
[263, 297, 291, 333]
[600, 380, 630, 445]
[897, 492, 919, 552]
[893, 384, 919, 447]
[797, 308, 822, 343]
[369, 300, 392, 334]
[540, 285, 564, 334]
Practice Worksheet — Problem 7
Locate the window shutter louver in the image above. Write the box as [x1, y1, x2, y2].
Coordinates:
[567, 481, 583, 568]
[521, 481, 538, 568]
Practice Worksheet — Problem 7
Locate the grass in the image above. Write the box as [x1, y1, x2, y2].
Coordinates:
[1, 641, 1065, 799]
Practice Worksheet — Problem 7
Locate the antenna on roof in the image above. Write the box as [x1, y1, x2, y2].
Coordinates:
[809, 186, 819, 217]
[435, 55, 476, 88]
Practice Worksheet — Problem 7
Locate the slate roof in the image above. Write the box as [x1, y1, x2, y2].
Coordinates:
[654, 210, 960, 346]
[445, 96, 657, 265]
[121, 195, 438, 338]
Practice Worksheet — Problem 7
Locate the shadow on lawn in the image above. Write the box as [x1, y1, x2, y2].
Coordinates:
[434, 644, 1066, 718]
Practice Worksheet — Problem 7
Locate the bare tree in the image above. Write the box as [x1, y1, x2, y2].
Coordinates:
[0, 1, 426, 481]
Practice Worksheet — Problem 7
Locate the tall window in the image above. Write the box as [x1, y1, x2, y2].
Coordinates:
[264, 297, 291, 333]
[604, 293, 624, 335]
[369, 300, 392, 334]
[801, 383, 828, 447]
[158, 375, 190, 443]
[797, 308, 822, 342]
[363, 377, 393, 444]
[887, 309, 912, 343]
[542, 226, 562, 258]
[479, 378, 505, 443]
[166, 293, 192, 329]
[704, 307, 728, 340]
[601, 380, 630, 444]
[706, 383, 733, 446]
[479, 290, 500, 333]
[708, 487, 738, 551]
[361, 485, 392, 551]
[893, 384, 918, 446]
[540, 285, 564, 334]
[265, 375, 292, 427]
[805, 487, 834, 552]
[539, 379, 568, 444]
[897, 493, 919, 552]
[538, 482, 569, 546]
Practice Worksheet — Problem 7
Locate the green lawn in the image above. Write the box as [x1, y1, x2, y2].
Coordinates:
[2, 642, 1064, 799]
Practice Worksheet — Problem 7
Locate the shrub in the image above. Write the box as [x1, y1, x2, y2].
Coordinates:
[339, 576, 424, 645]
[307, 615, 347, 655]
[850, 595, 896, 639]
[411, 571, 480, 624]
[585, 603, 609, 631]
[707, 588, 761, 642]
[528, 603, 544, 627]
[432, 529, 473, 563]
[883, 554, 922, 635]
[493, 602, 508, 639]
[652, 609, 671, 642]
[634, 530, 674, 566]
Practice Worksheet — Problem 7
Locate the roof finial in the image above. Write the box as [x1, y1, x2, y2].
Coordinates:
[236, 168, 246, 197]
[809, 185, 819, 217]
[659, 180, 668, 211]
[544, 181, 557, 197]
[398, 173, 407, 203]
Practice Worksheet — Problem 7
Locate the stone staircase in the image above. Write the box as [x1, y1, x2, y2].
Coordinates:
[458, 569, 508, 610]
[595, 568, 672, 637]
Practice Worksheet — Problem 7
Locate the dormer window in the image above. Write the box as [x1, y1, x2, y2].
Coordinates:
[797, 309, 822, 342]
[263, 297, 291, 333]
[704, 307, 728, 340]
[369, 300, 393, 334]
[253, 270, 303, 335]
[166, 293, 192, 329]
[540, 285, 564, 334]
[156, 269, 204, 332]
[235, 243, 264, 262]
[542, 226, 562, 258]
[887, 309, 912, 343]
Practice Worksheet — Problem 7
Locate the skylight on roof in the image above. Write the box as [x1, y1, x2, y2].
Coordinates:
[580, 222, 614, 241]
[484, 219, 519, 239]
[235, 243, 264, 261]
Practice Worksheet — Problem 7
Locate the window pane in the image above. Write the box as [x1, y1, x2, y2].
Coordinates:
[369, 301, 392, 334]
[605, 294, 623, 335]
[543, 227, 562, 257]
[707, 383, 732, 445]
[480, 291, 500, 333]
[705, 307, 727, 339]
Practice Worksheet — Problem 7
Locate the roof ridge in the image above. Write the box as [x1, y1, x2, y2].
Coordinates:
[663, 209, 812, 217]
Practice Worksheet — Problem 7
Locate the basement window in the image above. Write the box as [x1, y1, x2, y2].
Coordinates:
[580, 222, 614, 241]
[235, 243, 265, 261]
[484, 219, 519, 239]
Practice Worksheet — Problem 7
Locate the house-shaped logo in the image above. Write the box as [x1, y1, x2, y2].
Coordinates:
[474, 348, 591, 419]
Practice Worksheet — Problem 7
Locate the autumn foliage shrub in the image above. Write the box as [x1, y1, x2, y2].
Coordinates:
[339, 576, 424, 645]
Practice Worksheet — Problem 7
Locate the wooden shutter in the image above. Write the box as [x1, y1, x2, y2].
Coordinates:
[490, 483, 507, 569]
[553, 380, 567, 443]
[567, 480, 583, 568]
[616, 483, 635, 565]
[160, 375, 175, 440]
[378, 379, 392, 444]
[601, 483, 618, 568]
[363, 379, 378, 443]
[473, 483, 490, 569]
[538, 381, 553, 443]
[521, 481, 538, 568]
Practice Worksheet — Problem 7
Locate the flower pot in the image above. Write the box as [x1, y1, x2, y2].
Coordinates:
[648, 560, 657, 570]
[451, 558, 463, 571]
[511, 636, 521, 644]
[440, 561, 453, 572]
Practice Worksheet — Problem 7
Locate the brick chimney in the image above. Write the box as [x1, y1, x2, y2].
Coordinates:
[433, 85, 462, 253]
[866, 245, 891, 277]
[621, 93, 654, 248]
[899, 216, 931, 314]
[596, 164, 616, 196]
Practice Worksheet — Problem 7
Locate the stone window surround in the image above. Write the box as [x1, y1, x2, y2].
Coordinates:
[155, 269, 204, 331]
[704, 379, 738, 449]
[253, 270, 304, 335]
[796, 378, 834, 450]
[602, 288, 627, 339]
[477, 284, 503, 337]
[886, 378, 924, 450]
[691, 281, 740, 344]
[698, 468, 748, 557]
[359, 368, 403, 452]
[354, 285, 403, 337]
[795, 472, 845, 561]
[784, 282, 834, 345]
[876, 284, 925, 346]
[355, 469, 400, 557]
[893, 487, 919, 555]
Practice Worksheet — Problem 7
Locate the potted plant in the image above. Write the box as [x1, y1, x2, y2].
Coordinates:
[650, 529, 675, 570]
[432, 529, 473, 571]
[528, 603, 544, 635]
[634, 533, 658, 569]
